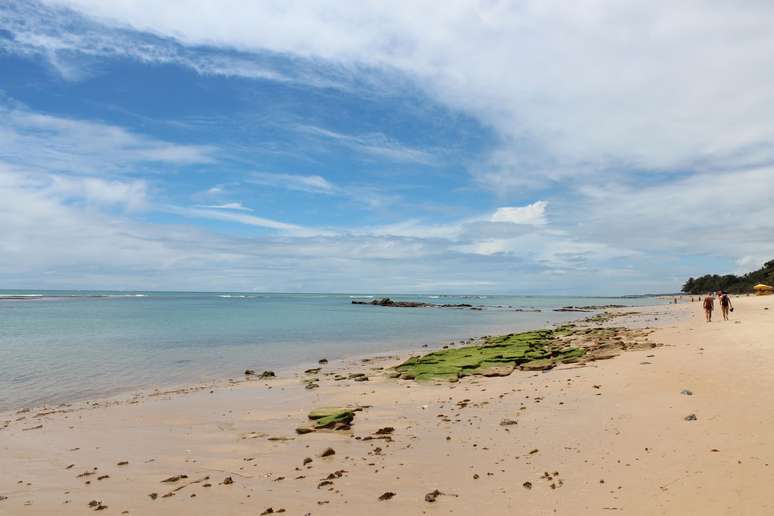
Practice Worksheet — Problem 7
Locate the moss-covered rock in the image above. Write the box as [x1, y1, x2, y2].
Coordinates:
[308, 407, 356, 428]
[393, 328, 585, 382]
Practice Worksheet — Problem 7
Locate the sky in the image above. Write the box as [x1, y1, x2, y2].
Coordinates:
[2, 0, 774, 295]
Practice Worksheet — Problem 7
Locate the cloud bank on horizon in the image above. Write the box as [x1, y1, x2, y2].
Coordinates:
[1, 0, 774, 294]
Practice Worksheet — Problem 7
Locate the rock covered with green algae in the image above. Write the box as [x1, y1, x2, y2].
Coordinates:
[296, 407, 362, 434]
[394, 329, 586, 382]
[308, 407, 356, 428]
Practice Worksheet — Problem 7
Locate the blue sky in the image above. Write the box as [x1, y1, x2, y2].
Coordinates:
[2, 1, 774, 294]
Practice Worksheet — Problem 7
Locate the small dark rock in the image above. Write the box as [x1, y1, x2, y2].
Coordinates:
[684, 414, 697, 421]
[320, 447, 336, 458]
[161, 475, 187, 483]
[378, 492, 396, 501]
[425, 489, 442, 503]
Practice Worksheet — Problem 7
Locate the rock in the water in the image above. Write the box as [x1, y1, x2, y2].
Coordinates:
[259, 371, 276, 379]
[318, 358, 329, 364]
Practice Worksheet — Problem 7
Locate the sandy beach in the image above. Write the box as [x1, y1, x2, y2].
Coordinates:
[2, 295, 774, 515]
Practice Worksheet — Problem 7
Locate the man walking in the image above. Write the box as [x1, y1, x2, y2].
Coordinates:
[703, 292, 714, 322]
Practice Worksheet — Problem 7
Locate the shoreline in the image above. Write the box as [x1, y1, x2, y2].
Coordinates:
[0, 304, 645, 417]
[3, 296, 773, 515]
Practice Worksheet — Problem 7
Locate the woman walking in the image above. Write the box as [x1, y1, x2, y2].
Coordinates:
[720, 291, 733, 321]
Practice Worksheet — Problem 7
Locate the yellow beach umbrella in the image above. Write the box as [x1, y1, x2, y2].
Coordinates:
[753, 284, 774, 295]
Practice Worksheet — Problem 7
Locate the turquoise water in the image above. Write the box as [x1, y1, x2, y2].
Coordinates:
[0, 291, 661, 411]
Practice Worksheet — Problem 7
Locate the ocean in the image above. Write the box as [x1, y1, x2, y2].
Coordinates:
[0, 291, 662, 411]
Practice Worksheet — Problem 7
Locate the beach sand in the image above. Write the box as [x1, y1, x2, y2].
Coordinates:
[2, 295, 774, 515]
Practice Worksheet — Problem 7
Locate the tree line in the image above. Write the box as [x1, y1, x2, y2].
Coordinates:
[682, 260, 774, 294]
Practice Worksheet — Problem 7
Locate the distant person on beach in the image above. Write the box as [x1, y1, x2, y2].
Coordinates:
[719, 291, 733, 320]
[703, 293, 714, 322]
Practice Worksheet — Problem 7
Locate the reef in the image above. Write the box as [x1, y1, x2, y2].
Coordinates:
[393, 323, 655, 382]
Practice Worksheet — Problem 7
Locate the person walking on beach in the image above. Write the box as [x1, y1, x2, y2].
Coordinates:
[719, 291, 733, 321]
[703, 292, 714, 322]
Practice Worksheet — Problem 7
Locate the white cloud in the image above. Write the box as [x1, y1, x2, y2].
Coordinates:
[0, 104, 214, 174]
[4, 2, 774, 293]
[491, 202, 547, 225]
[197, 202, 252, 211]
[50, 175, 148, 210]
[34, 0, 774, 188]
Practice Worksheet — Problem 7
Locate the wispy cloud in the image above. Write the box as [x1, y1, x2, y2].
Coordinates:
[248, 172, 336, 194]
[297, 125, 435, 165]
[196, 203, 252, 211]
[0, 103, 214, 175]
[36, 0, 774, 188]
[169, 206, 335, 238]
[0, 1, 367, 90]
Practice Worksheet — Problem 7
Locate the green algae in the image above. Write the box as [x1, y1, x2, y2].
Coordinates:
[394, 328, 585, 382]
[307, 407, 356, 428]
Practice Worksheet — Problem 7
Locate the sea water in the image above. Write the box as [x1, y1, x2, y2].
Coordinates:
[0, 291, 662, 411]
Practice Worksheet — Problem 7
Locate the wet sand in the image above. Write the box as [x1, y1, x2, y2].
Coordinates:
[2, 295, 774, 515]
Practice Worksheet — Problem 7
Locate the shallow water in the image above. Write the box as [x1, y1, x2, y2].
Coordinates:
[0, 291, 662, 411]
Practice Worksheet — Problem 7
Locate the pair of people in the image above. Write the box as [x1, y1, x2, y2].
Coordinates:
[703, 291, 733, 322]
